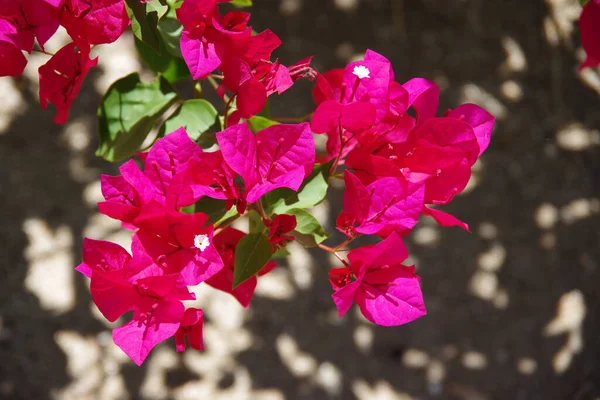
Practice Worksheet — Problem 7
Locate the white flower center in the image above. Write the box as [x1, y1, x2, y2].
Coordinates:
[194, 234, 210, 251]
[352, 65, 370, 79]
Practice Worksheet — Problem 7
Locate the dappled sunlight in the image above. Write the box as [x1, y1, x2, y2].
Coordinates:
[501, 37, 527, 73]
[253, 268, 297, 299]
[0, 78, 26, 134]
[460, 83, 507, 120]
[352, 380, 413, 400]
[23, 218, 75, 314]
[555, 123, 600, 151]
[560, 197, 600, 224]
[500, 80, 523, 102]
[280, 0, 303, 16]
[544, 290, 587, 374]
[461, 351, 488, 370]
[276, 333, 318, 377]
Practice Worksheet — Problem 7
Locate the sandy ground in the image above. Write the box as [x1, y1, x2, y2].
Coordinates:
[1, 0, 600, 399]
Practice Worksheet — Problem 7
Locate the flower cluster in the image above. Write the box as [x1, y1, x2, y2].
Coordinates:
[78, 123, 314, 365]
[177, 0, 315, 123]
[310, 50, 494, 324]
[0, 0, 129, 122]
[0, 0, 495, 365]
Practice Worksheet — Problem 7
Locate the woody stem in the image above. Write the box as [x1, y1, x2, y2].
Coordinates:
[333, 234, 361, 251]
[214, 213, 243, 235]
[318, 244, 350, 268]
[271, 112, 314, 123]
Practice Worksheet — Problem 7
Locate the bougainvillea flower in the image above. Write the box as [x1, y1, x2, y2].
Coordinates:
[579, 0, 600, 70]
[311, 100, 376, 134]
[107, 272, 193, 365]
[266, 214, 297, 249]
[401, 78, 440, 123]
[422, 205, 469, 231]
[217, 123, 315, 204]
[328, 232, 426, 326]
[446, 103, 495, 157]
[75, 237, 135, 278]
[175, 308, 205, 352]
[58, 0, 130, 45]
[312, 69, 344, 105]
[134, 203, 224, 286]
[0, 0, 59, 48]
[38, 41, 97, 123]
[205, 227, 258, 308]
[98, 128, 205, 222]
[339, 171, 424, 237]
[0, 19, 28, 77]
[98, 160, 155, 226]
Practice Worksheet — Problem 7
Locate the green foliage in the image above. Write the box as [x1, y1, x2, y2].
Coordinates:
[233, 232, 271, 288]
[263, 161, 333, 214]
[124, 0, 168, 53]
[248, 115, 279, 133]
[285, 208, 329, 248]
[97, 73, 178, 161]
[191, 197, 238, 226]
[157, 5, 184, 57]
[231, 0, 253, 7]
[135, 37, 190, 82]
[159, 99, 218, 140]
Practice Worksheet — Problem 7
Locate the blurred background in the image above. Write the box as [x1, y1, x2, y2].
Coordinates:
[1, 0, 600, 399]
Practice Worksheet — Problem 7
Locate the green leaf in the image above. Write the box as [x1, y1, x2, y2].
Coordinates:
[248, 115, 278, 133]
[231, 0, 253, 7]
[580, 0, 590, 6]
[248, 210, 265, 233]
[272, 246, 290, 259]
[264, 161, 333, 214]
[159, 99, 218, 140]
[192, 197, 238, 226]
[285, 208, 329, 248]
[233, 232, 271, 288]
[96, 73, 178, 162]
[125, 0, 168, 53]
[157, 5, 184, 58]
[135, 37, 190, 82]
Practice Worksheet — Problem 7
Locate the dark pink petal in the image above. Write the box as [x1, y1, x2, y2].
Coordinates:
[177, 0, 216, 31]
[579, 0, 600, 70]
[447, 104, 495, 156]
[76, 238, 132, 278]
[356, 176, 425, 237]
[331, 279, 362, 318]
[343, 58, 391, 122]
[343, 171, 371, 222]
[347, 232, 409, 272]
[59, 0, 129, 45]
[39, 42, 97, 123]
[423, 158, 471, 204]
[144, 127, 203, 198]
[311, 100, 376, 134]
[216, 123, 256, 185]
[355, 264, 426, 326]
[422, 206, 469, 232]
[113, 301, 184, 365]
[205, 268, 257, 308]
[181, 29, 221, 79]
[90, 270, 139, 322]
[175, 308, 204, 352]
[402, 78, 440, 122]
[243, 29, 281, 61]
[237, 77, 267, 118]
[0, 19, 28, 77]
[247, 122, 315, 203]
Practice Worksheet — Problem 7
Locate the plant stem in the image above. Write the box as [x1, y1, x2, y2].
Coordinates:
[318, 243, 350, 267]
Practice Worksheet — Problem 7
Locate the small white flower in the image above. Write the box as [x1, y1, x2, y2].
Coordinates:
[194, 234, 210, 251]
[352, 65, 370, 79]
